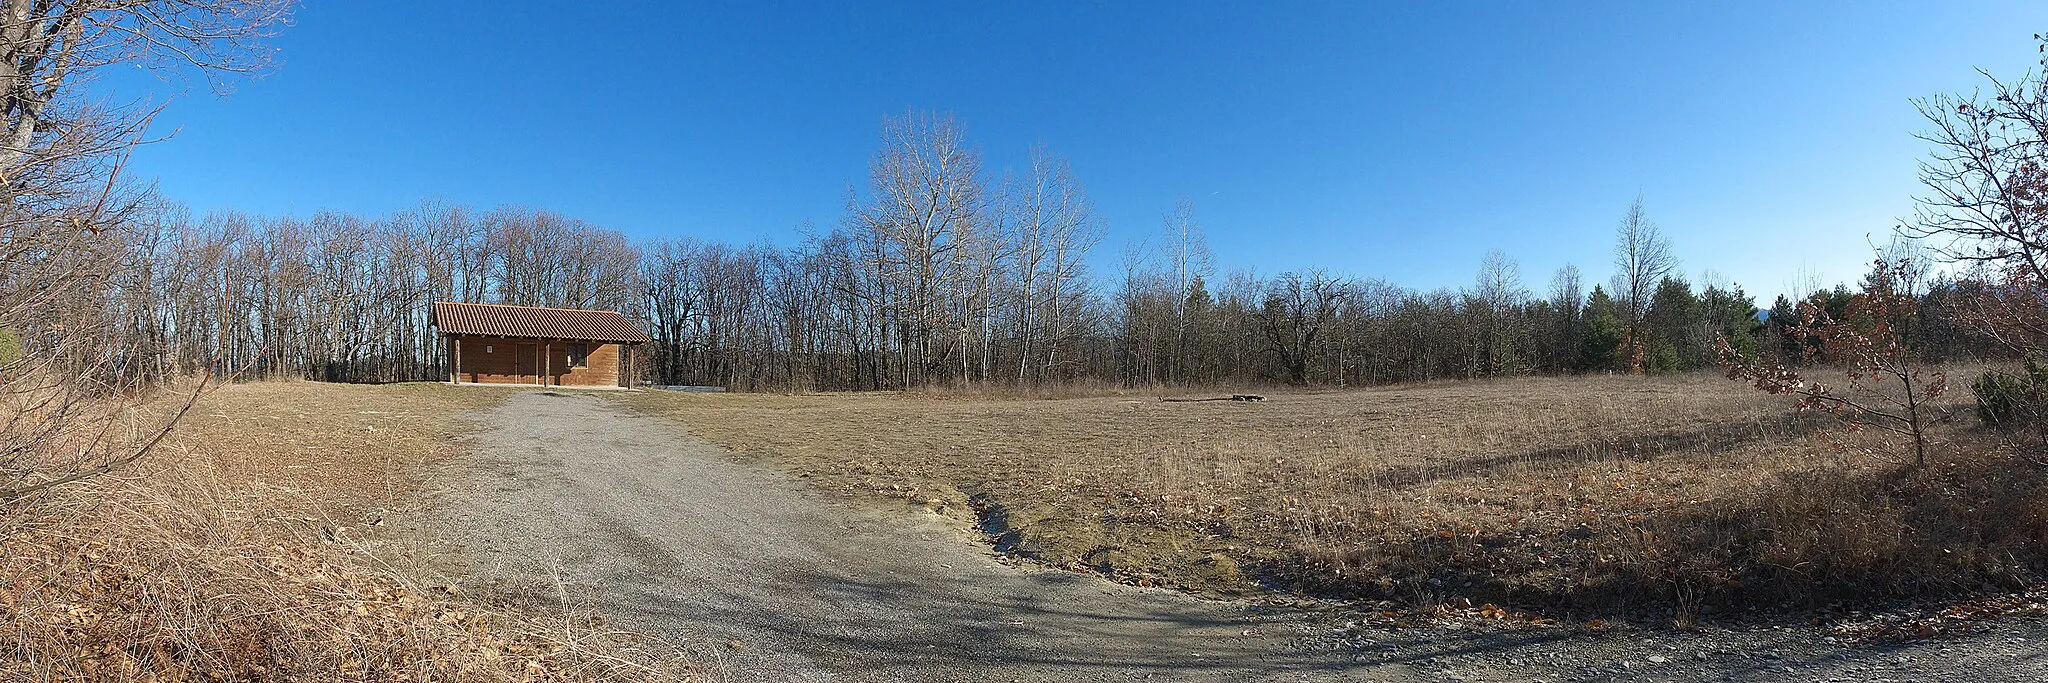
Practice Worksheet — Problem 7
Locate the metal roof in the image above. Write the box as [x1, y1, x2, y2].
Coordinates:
[431, 302, 652, 343]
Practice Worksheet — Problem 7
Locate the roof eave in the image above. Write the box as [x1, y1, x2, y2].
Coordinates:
[438, 330, 650, 344]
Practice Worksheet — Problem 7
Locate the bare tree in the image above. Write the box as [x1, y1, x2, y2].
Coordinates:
[1611, 196, 1675, 371]
[1471, 250, 1526, 374]
[1549, 263, 1583, 310]
[954, 188, 1012, 385]
[641, 237, 701, 385]
[850, 110, 984, 385]
[1161, 196, 1213, 383]
[1906, 39, 2048, 361]
[1474, 249, 1526, 310]
[1010, 146, 1100, 384]
[1540, 264, 1587, 372]
[0, 1, 291, 170]
[1257, 270, 1346, 386]
[1906, 51, 2048, 286]
[1, 0, 290, 504]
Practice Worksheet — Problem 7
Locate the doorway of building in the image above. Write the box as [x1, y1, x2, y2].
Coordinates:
[515, 343, 537, 384]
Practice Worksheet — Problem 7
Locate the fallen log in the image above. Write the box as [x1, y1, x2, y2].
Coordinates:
[1161, 394, 1266, 403]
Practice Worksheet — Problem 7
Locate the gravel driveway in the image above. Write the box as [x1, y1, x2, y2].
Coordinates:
[415, 390, 2048, 682]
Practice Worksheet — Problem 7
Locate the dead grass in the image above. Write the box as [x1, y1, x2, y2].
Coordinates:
[620, 371, 2046, 622]
[894, 377, 1188, 401]
[2, 380, 694, 681]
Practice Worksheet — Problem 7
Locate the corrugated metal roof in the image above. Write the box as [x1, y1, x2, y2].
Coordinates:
[432, 302, 652, 343]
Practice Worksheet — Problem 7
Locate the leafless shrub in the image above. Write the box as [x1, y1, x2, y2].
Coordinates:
[1719, 258, 1952, 467]
[1, 0, 290, 506]
[1904, 34, 2048, 444]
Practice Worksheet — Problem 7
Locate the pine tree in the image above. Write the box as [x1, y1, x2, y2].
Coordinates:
[1645, 276, 1700, 372]
[1767, 294, 1799, 361]
[1580, 285, 1625, 372]
[1700, 284, 1763, 365]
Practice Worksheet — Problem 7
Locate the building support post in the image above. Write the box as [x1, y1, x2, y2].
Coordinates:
[451, 337, 461, 384]
[544, 341, 552, 387]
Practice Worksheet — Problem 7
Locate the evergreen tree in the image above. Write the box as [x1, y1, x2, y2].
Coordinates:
[1767, 294, 1800, 361]
[1647, 340, 1684, 374]
[1801, 286, 1854, 363]
[1645, 276, 1700, 372]
[1580, 285, 1625, 372]
[1700, 284, 1764, 364]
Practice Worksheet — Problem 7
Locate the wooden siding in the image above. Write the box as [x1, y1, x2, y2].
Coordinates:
[455, 336, 539, 384]
[548, 342, 622, 387]
[450, 334, 633, 387]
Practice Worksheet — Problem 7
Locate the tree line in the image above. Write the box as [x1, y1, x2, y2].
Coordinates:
[63, 111, 1996, 392]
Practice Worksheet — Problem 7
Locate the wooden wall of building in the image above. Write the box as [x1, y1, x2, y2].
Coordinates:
[547, 342, 623, 387]
[453, 336, 536, 384]
[449, 335, 632, 387]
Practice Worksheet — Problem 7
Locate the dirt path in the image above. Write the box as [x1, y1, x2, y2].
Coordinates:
[415, 390, 2048, 682]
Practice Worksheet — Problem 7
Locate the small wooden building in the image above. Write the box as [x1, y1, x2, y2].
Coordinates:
[432, 302, 652, 388]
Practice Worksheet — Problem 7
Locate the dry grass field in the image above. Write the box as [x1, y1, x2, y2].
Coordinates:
[1, 381, 692, 681]
[623, 370, 2048, 623]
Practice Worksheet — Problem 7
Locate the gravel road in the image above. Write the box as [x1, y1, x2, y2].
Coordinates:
[413, 390, 2048, 682]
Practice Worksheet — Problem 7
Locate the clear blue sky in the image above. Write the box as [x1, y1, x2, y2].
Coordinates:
[96, 1, 2048, 301]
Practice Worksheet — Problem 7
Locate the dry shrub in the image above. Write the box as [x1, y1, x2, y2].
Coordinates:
[1649, 444, 2048, 605]
[1, 381, 693, 681]
[1292, 432, 2048, 617]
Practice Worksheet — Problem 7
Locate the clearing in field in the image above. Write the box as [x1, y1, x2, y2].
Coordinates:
[622, 371, 2045, 622]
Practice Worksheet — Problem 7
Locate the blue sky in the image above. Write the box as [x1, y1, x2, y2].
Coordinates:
[95, 2, 2048, 301]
